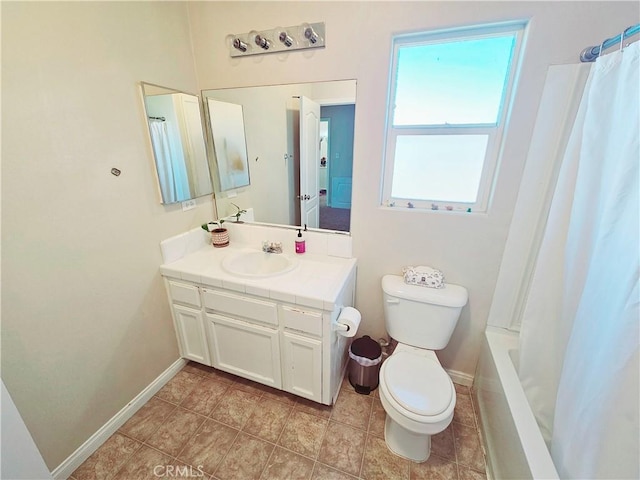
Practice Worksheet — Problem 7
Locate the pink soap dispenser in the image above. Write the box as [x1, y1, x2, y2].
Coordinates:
[295, 228, 306, 254]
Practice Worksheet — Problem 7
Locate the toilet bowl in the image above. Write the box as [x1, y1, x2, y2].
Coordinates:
[378, 344, 456, 462]
[379, 274, 467, 462]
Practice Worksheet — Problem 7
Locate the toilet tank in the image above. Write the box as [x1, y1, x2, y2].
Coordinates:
[382, 274, 468, 350]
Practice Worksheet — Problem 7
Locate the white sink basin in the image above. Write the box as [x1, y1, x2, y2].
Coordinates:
[222, 251, 299, 278]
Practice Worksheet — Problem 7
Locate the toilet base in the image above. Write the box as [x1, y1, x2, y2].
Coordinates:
[384, 415, 431, 463]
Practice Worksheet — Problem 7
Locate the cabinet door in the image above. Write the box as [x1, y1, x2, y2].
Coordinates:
[207, 313, 281, 389]
[173, 304, 211, 366]
[281, 331, 322, 402]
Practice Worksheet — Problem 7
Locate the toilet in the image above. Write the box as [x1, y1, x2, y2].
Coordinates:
[378, 274, 468, 462]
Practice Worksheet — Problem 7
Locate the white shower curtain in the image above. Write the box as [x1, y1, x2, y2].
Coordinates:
[149, 120, 178, 203]
[519, 42, 639, 480]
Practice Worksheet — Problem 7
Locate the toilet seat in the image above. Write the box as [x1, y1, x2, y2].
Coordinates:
[382, 351, 453, 417]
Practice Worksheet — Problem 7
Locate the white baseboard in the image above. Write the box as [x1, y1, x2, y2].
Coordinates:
[51, 358, 187, 480]
[446, 368, 474, 387]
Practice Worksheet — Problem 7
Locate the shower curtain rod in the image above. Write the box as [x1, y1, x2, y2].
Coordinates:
[580, 23, 640, 62]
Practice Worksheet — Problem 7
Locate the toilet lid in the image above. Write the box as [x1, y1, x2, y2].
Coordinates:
[383, 351, 453, 416]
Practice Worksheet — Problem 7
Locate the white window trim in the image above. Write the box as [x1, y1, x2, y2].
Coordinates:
[381, 21, 527, 213]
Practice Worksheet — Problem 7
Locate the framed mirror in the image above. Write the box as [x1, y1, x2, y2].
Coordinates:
[202, 80, 356, 233]
[141, 82, 214, 204]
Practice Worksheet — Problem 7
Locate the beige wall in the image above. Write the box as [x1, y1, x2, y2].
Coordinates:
[187, 1, 638, 377]
[2, 0, 638, 472]
[1, 2, 213, 469]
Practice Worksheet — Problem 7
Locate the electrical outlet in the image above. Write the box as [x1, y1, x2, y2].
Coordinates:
[181, 199, 196, 211]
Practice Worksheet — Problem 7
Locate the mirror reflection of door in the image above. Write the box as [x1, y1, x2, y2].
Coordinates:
[299, 97, 321, 228]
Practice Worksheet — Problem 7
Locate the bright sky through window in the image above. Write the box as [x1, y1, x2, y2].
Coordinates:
[382, 24, 525, 211]
[393, 35, 516, 126]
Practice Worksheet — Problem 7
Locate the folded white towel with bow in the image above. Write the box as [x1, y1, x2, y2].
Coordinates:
[402, 265, 445, 289]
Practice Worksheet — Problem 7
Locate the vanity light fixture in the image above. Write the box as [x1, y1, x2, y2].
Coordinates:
[229, 22, 325, 57]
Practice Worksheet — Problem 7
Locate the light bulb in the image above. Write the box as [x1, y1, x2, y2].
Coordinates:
[302, 23, 320, 45]
[251, 30, 271, 50]
[232, 37, 248, 52]
[277, 29, 294, 48]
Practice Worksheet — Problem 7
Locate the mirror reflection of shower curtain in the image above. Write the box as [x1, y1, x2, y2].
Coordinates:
[149, 120, 189, 203]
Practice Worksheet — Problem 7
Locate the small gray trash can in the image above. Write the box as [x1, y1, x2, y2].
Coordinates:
[348, 335, 382, 395]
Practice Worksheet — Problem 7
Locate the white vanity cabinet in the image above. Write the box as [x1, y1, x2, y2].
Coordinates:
[202, 288, 282, 389]
[167, 281, 211, 365]
[160, 242, 357, 406]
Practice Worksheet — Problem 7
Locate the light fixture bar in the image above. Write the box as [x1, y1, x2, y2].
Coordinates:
[229, 22, 325, 57]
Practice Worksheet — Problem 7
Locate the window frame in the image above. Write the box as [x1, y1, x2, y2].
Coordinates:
[381, 21, 527, 213]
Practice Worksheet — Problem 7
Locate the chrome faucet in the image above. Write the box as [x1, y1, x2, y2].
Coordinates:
[262, 241, 283, 254]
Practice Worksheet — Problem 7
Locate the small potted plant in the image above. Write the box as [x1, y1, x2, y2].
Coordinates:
[231, 203, 247, 223]
[201, 220, 229, 248]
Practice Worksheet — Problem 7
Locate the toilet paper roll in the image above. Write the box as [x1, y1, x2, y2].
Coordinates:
[335, 306, 361, 338]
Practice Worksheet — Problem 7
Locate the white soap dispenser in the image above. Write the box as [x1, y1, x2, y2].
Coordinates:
[295, 227, 306, 254]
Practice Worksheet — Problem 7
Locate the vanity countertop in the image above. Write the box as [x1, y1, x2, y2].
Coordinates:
[160, 245, 357, 311]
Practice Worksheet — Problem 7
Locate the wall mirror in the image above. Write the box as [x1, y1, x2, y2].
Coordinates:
[202, 80, 356, 233]
[141, 82, 214, 204]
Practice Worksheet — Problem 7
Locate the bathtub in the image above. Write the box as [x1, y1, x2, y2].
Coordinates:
[473, 327, 559, 479]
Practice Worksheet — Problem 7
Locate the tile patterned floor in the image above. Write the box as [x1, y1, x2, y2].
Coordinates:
[70, 362, 487, 480]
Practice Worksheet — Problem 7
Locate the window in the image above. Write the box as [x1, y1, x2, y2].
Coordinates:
[382, 22, 525, 212]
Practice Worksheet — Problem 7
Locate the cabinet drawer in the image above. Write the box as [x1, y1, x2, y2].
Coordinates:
[168, 280, 201, 307]
[281, 306, 323, 337]
[202, 289, 278, 326]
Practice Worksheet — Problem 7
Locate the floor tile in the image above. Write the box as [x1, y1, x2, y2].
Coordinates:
[278, 409, 329, 458]
[146, 407, 206, 457]
[368, 398, 385, 438]
[72, 370, 488, 480]
[214, 432, 274, 480]
[410, 453, 459, 480]
[179, 376, 230, 416]
[242, 397, 293, 443]
[453, 393, 476, 427]
[431, 423, 456, 462]
[454, 383, 471, 395]
[453, 422, 485, 473]
[311, 463, 358, 480]
[182, 362, 217, 378]
[317, 421, 366, 477]
[206, 367, 238, 384]
[176, 419, 238, 476]
[232, 376, 270, 396]
[295, 397, 333, 419]
[259, 446, 315, 480]
[458, 466, 487, 479]
[111, 444, 172, 480]
[262, 385, 299, 406]
[118, 396, 176, 442]
[210, 388, 261, 429]
[361, 434, 410, 480]
[72, 432, 140, 480]
[330, 389, 373, 431]
[155, 371, 202, 404]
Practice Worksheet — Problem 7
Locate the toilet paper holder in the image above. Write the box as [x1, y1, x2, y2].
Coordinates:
[333, 306, 361, 338]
